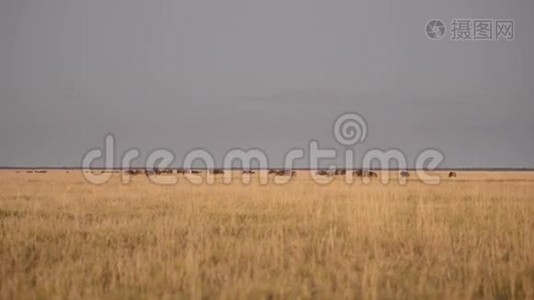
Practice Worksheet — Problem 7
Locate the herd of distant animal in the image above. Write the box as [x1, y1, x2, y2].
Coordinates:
[19, 169, 458, 178]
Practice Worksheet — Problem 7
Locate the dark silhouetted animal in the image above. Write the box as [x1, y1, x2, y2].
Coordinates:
[267, 169, 292, 176]
[126, 169, 142, 175]
[448, 172, 457, 178]
[334, 169, 346, 175]
[210, 169, 224, 175]
[400, 171, 410, 177]
[316, 170, 332, 176]
[144, 170, 156, 176]
[354, 170, 377, 177]
[275, 170, 292, 176]
[161, 169, 173, 174]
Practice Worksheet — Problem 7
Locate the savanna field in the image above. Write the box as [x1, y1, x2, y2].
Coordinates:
[1, 171, 533, 299]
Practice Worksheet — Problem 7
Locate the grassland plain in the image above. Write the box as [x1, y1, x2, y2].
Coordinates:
[1, 170, 534, 299]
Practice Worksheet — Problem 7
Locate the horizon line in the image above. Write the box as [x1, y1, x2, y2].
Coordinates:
[2, 167, 534, 171]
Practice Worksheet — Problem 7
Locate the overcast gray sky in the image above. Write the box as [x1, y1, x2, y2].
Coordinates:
[1, 0, 533, 168]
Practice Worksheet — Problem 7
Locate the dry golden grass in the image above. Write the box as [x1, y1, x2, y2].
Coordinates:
[1, 170, 534, 299]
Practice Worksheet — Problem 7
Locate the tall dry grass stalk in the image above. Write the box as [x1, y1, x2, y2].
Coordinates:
[1, 171, 533, 299]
